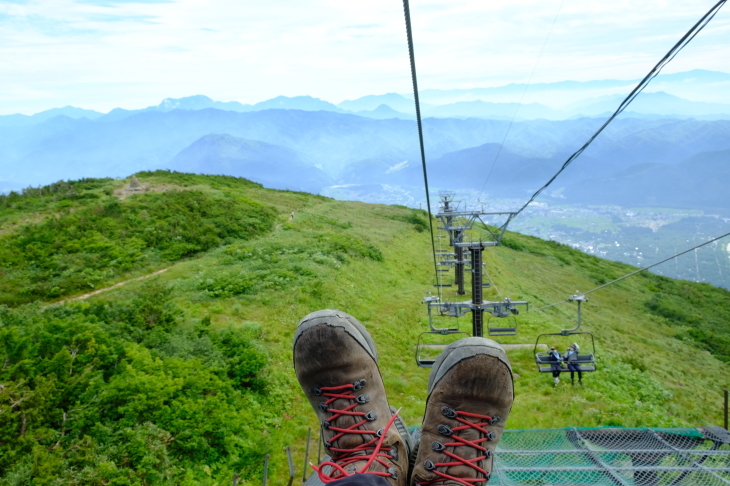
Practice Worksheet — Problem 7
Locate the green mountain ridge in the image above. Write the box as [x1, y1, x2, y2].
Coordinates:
[1, 172, 728, 485]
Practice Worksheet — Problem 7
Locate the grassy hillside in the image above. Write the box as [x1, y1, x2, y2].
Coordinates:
[1, 171, 729, 485]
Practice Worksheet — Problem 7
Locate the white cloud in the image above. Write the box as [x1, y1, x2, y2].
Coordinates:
[385, 161, 409, 174]
[0, 0, 729, 114]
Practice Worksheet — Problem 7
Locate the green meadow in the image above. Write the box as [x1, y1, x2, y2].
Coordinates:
[1, 172, 728, 485]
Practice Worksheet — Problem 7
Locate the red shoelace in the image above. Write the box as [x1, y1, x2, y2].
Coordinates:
[418, 408, 498, 486]
[311, 382, 400, 483]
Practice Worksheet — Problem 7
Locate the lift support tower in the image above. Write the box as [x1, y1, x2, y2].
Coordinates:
[420, 193, 529, 355]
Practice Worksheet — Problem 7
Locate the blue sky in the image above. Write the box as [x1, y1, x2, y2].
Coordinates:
[1, 0, 729, 115]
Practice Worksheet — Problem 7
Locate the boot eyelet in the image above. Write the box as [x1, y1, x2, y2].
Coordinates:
[376, 428, 384, 438]
[321, 420, 330, 429]
[431, 441, 446, 452]
[389, 445, 398, 461]
[486, 431, 495, 440]
[489, 415, 500, 425]
[424, 460, 436, 471]
[311, 387, 322, 396]
[485, 449, 493, 459]
[387, 468, 397, 479]
[318, 402, 328, 411]
[365, 411, 378, 421]
[356, 394, 370, 404]
[438, 424, 453, 436]
[324, 440, 332, 448]
[441, 406, 457, 419]
[353, 379, 366, 391]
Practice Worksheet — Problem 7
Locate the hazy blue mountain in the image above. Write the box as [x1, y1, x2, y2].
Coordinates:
[424, 100, 559, 120]
[579, 118, 730, 175]
[0, 106, 104, 127]
[0, 114, 34, 128]
[415, 78, 637, 105]
[94, 95, 341, 124]
[338, 93, 424, 113]
[651, 69, 730, 84]
[3, 107, 730, 201]
[413, 70, 730, 106]
[337, 157, 421, 187]
[97, 108, 140, 122]
[3, 68, 728, 132]
[156, 95, 252, 112]
[567, 91, 730, 117]
[32, 106, 104, 121]
[355, 104, 413, 120]
[251, 95, 344, 112]
[96, 95, 253, 122]
[426, 142, 566, 194]
[561, 148, 730, 212]
[166, 134, 332, 193]
[0, 109, 534, 187]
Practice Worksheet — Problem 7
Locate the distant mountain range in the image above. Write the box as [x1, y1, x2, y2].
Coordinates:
[3, 70, 730, 128]
[1, 69, 730, 215]
[1, 104, 729, 213]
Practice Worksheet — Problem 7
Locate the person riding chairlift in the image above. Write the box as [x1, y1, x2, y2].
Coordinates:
[548, 346, 563, 385]
[564, 343, 583, 386]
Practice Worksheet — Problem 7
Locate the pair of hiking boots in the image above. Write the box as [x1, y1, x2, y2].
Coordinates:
[293, 310, 514, 486]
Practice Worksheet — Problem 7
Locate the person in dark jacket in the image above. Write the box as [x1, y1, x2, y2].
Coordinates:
[549, 346, 563, 385]
[564, 343, 583, 386]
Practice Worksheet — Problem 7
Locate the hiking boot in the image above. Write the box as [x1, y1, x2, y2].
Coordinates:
[411, 337, 514, 486]
[293, 310, 411, 485]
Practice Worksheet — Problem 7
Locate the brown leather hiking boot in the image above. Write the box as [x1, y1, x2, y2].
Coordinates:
[294, 310, 412, 485]
[411, 337, 514, 486]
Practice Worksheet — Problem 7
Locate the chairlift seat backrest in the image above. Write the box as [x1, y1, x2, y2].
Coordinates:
[415, 330, 470, 368]
[534, 352, 596, 373]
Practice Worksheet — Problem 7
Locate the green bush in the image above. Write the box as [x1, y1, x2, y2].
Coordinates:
[0, 281, 271, 484]
[388, 211, 429, 233]
[0, 190, 276, 305]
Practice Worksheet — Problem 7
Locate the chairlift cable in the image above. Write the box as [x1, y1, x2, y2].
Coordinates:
[483, 264, 504, 300]
[528, 229, 730, 313]
[403, 0, 440, 287]
[528, 299, 570, 314]
[477, 0, 566, 199]
[501, 0, 727, 231]
[582, 230, 730, 297]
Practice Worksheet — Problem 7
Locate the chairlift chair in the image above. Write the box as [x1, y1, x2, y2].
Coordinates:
[487, 298, 523, 336]
[533, 294, 597, 373]
[487, 315, 518, 336]
[416, 296, 469, 367]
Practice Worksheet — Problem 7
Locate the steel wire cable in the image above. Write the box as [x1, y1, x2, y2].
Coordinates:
[502, 0, 728, 231]
[483, 264, 503, 300]
[403, 0, 440, 288]
[528, 230, 730, 313]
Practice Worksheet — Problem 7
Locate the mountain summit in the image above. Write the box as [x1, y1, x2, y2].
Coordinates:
[166, 133, 332, 192]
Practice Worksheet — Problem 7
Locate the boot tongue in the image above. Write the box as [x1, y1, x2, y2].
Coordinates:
[447, 423, 483, 480]
[329, 398, 373, 452]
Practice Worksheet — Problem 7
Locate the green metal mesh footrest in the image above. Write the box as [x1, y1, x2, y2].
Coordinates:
[406, 426, 730, 486]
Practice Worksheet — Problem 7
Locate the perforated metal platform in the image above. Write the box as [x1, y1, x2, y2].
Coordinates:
[492, 426, 730, 486]
[303, 426, 730, 486]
